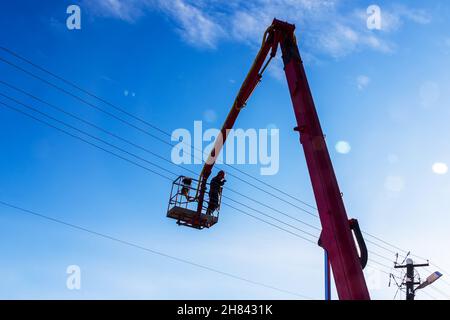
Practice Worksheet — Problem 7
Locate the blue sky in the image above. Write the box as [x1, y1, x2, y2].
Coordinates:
[1, 0, 450, 300]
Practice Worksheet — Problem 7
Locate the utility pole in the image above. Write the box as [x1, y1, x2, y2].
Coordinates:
[394, 258, 429, 300]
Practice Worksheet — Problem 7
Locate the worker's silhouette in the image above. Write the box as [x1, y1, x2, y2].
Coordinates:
[206, 170, 226, 215]
[180, 177, 194, 201]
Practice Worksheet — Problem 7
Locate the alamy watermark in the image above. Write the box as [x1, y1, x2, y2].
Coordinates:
[66, 5, 81, 30]
[66, 265, 81, 290]
[171, 121, 279, 176]
[367, 5, 382, 30]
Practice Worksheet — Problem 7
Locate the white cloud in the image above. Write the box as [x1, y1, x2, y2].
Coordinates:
[354, 4, 431, 33]
[357, 75, 370, 90]
[83, 0, 146, 22]
[83, 0, 430, 57]
[445, 38, 450, 47]
[159, 0, 224, 48]
[432, 162, 448, 175]
[335, 140, 351, 154]
[314, 23, 359, 58]
[444, 37, 450, 54]
[419, 81, 440, 108]
[83, 0, 223, 48]
[384, 175, 405, 192]
[394, 5, 431, 25]
[267, 55, 285, 81]
[203, 109, 217, 123]
[388, 154, 399, 164]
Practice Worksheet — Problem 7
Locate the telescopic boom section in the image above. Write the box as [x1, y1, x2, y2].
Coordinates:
[195, 30, 274, 215]
[275, 20, 370, 300]
[196, 19, 370, 300]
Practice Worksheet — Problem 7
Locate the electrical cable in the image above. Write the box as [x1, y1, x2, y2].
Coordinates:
[0, 200, 314, 299]
[1, 47, 449, 291]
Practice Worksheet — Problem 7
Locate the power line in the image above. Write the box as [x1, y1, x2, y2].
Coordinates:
[366, 264, 390, 276]
[416, 268, 450, 299]
[0, 200, 314, 299]
[0, 93, 181, 178]
[368, 259, 397, 273]
[0, 99, 318, 246]
[427, 263, 450, 282]
[0, 101, 173, 181]
[423, 266, 450, 289]
[367, 259, 411, 284]
[0, 97, 394, 269]
[222, 195, 318, 239]
[364, 238, 399, 256]
[427, 284, 450, 300]
[0, 81, 422, 280]
[371, 258, 449, 300]
[0, 50, 416, 253]
[419, 290, 439, 300]
[365, 264, 402, 281]
[0, 45, 318, 212]
[0, 84, 321, 234]
[222, 203, 317, 245]
[0, 97, 416, 292]
[369, 250, 396, 264]
[362, 231, 409, 255]
[0, 79, 187, 170]
[0, 48, 416, 256]
[0, 53, 318, 219]
[0, 46, 169, 137]
[225, 188, 321, 232]
[1, 47, 448, 285]
[0, 56, 175, 149]
[365, 264, 408, 300]
[0, 85, 411, 272]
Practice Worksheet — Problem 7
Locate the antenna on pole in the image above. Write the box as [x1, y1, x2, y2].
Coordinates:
[393, 257, 441, 300]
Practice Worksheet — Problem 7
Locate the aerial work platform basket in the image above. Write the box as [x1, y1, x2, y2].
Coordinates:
[167, 176, 221, 229]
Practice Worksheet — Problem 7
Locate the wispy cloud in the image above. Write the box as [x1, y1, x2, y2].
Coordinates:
[83, 0, 223, 48]
[356, 75, 370, 90]
[83, 0, 146, 22]
[83, 0, 431, 57]
[353, 4, 431, 33]
[443, 37, 450, 54]
[159, 0, 224, 48]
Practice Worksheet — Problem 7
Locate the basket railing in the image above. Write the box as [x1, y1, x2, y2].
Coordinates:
[167, 176, 221, 219]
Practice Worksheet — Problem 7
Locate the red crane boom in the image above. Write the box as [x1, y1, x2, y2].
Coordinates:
[168, 19, 370, 300]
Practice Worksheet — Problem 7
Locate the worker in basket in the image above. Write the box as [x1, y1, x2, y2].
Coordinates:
[181, 177, 195, 201]
[206, 170, 226, 216]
